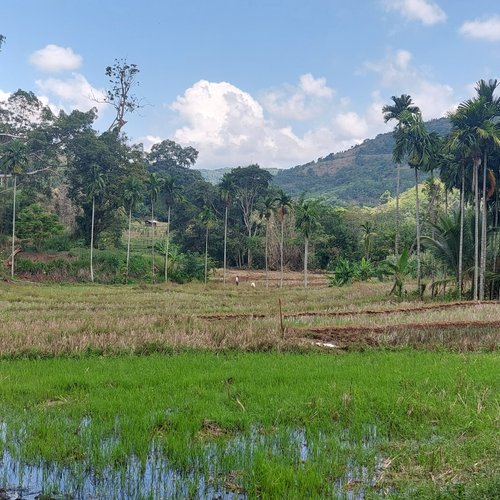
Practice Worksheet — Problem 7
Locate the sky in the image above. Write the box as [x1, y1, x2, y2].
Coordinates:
[1, 0, 499, 169]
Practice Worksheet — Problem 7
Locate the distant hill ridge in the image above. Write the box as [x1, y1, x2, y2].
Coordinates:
[198, 117, 451, 207]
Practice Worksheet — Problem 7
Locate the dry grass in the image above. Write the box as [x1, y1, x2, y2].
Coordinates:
[1, 273, 499, 356]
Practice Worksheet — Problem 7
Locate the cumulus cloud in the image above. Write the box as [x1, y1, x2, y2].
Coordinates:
[384, 0, 447, 26]
[36, 73, 107, 114]
[260, 73, 334, 120]
[168, 79, 387, 169]
[30, 44, 82, 72]
[0, 89, 10, 102]
[138, 135, 162, 152]
[364, 49, 456, 119]
[460, 15, 500, 41]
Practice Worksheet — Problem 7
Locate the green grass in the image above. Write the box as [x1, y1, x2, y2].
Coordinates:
[1, 351, 499, 498]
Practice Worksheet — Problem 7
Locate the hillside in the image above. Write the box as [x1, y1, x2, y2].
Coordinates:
[199, 167, 279, 184]
[272, 117, 451, 206]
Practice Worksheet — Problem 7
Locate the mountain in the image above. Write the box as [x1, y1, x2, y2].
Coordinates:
[272, 117, 451, 206]
[198, 167, 280, 185]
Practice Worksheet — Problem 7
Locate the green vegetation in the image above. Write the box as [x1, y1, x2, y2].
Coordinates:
[1, 350, 498, 498]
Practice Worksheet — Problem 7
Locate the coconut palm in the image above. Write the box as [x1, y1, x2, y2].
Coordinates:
[88, 163, 105, 283]
[383, 95, 420, 257]
[360, 221, 377, 260]
[147, 173, 163, 283]
[295, 197, 321, 288]
[162, 175, 183, 283]
[198, 206, 217, 285]
[123, 176, 143, 283]
[1, 140, 29, 278]
[274, 192, 293, 288]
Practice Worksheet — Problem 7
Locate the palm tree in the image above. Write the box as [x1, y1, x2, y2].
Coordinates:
[383, 95, 420, 257]
[219, 177, 234, 286]
[382, 247, 412, 298]
[198, 206, 217, 285]
[1, 140, 29, 278]
[295, 197, 320, 288]
[360, 221, 377, 260]
[88, 163, 105, 283]
[261, 196, 276, 288]
[393, 108, 437, 292]
[123, 176, 143, 284]
[147, 173, 163, 283]
[274, 192, 293, 288]
[449, 92, 500, 299]
[162, 175, 183, 283]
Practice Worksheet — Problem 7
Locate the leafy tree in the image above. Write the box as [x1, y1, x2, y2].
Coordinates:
[162, 175, 183, 283]
[103, 59, 141, 133]
[16, 203, 63, 251]
[1, 140, 30, 277]
[261, 196, 276, 287]
[222, 165, 272, 267]
[148, 140, 198, 169]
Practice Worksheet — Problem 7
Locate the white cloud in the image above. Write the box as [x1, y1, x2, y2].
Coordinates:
[138, 135, 162, 152]
[168, 79, 389, 169]
[35, 73, 107, 114]
[260, 73, 334, 120]
[364, 50, 456, 119]
[384, 0, 447, 26]
[0, 90, 10, 102]
[30, 44, 82, 72]
[460, 15, 500, 41]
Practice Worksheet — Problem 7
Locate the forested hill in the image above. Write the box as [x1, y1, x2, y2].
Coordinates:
[272, 117, 451, 206]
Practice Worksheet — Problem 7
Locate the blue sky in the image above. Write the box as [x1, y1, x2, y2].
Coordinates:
[1, 0, 499, 169]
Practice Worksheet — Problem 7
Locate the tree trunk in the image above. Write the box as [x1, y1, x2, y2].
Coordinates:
[395, 163, 400, 257]
[126, 206, 132, 284]
[479, 153, 488, 300]
[265, 220, 269, 288]
[151, 198, 155, 283]
[458, 166, 465, 298]
[473, 159, 479, 300]
[165, 206, 170, 283]
[11, 175, 17, 279]
[280, 218, 284, 288]
[415, 167, 421, 293]
[247, 227, 252, 268]
[204, 226, 209, 285]
[304, 236, 309, 289]
[223, 205, 228, 286]
[90, 195, 95, 283]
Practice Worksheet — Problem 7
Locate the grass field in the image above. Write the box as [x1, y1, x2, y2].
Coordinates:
[0, 276, 499, 498]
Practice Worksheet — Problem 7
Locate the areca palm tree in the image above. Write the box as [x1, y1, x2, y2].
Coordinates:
[162, 175, 183, 283]
[383, 95, 420, 257]
[274, 192, 293, 288]
[295, 197, 321, 289]
[1, 140, 29, 278]
[147, 173, 163, 283]
[449, 90, 500, 299]
[261, 196, 276, 288]
[198, 206, 217, 285]
[219, 177, 234, 286]
[88, 163, 105, 283]
[123, 176, 143, 283]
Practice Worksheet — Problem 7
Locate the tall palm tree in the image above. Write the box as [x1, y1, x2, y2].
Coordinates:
[274, 192, 293, 288]
[123, 176, 143, 284]
[475, 79, 500, 300]
[88, 163, 105, 283]
[449, 92, 500, 299]
[162, 175, 183, 283]
[360, 221, 377, 260]
[219, 177, 234, 286]
[261, 196, 276, 288]
[383, 95, 420, 257]
[147, 173, 163, 283]
[198, 206, 217, 285]
[1, 140, 29, 278]
[295, 197, 320, 289]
